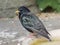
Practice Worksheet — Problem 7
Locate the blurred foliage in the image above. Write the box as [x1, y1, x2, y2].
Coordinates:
[36, 0, 60, 12]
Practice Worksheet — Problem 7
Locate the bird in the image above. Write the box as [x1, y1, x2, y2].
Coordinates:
[15, 6, 51, 41]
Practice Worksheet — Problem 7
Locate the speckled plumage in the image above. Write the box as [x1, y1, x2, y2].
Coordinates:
[17, 6, 51, 41]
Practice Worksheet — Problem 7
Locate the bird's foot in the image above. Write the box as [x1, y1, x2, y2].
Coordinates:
[27, 33, 35, 38]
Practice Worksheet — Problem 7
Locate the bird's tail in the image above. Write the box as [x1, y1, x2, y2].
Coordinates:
[45, 35, 51, 41]
[39, 32, 52, 41]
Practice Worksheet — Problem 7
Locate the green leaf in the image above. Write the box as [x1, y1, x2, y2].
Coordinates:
[36, 0, 60, 12]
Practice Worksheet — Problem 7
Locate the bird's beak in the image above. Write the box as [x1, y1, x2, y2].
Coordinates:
[15, 10, 20, 15]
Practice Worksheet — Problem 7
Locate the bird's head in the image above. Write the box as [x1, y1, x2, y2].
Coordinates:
[15, 6, 30, 15]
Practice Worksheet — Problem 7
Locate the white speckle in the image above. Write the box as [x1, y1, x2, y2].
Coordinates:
[0, 40, 3, 43]
[40, 8, 43, 11]
[12, 32, 18, 35]
[3, 42, 6, 43]
[12, 39, 16, 42]
[11, 21, 14, 23]
[4, 28, 10, 32]
[12, 36, 26, 42]
[9, 21, 14, 23]
[49, 29, 60, 37]
[0, 43, 2, 44]
[17, 37, 26, 42]
[48, 24, 52, 26]
[0, 31, 18, 38]
[50, 16, 54, 19]
[22, 37, 34, 45]
[17, 43, 20, 45]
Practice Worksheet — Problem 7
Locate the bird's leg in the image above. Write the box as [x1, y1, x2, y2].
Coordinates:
[27, 33, 35, 38]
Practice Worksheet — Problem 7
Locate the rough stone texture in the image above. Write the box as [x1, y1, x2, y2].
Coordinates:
[0, 0, 39, 18]
[0, 15, 60, 45]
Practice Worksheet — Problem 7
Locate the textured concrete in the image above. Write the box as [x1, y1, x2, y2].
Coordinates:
[0, 15, 60, 45]
[0, 0, 40, 18]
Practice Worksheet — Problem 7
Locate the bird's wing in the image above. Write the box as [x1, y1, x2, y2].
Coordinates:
[21, 13, 51, 41]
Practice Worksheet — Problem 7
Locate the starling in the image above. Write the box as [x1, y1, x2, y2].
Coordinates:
[15, 6, 51, 41]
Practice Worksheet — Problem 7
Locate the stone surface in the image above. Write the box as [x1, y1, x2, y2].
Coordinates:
[0, 0, 39, 18]
[0, 13, 60, 45]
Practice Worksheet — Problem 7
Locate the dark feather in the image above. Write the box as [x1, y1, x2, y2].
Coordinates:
[18, 6, 51, 41]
